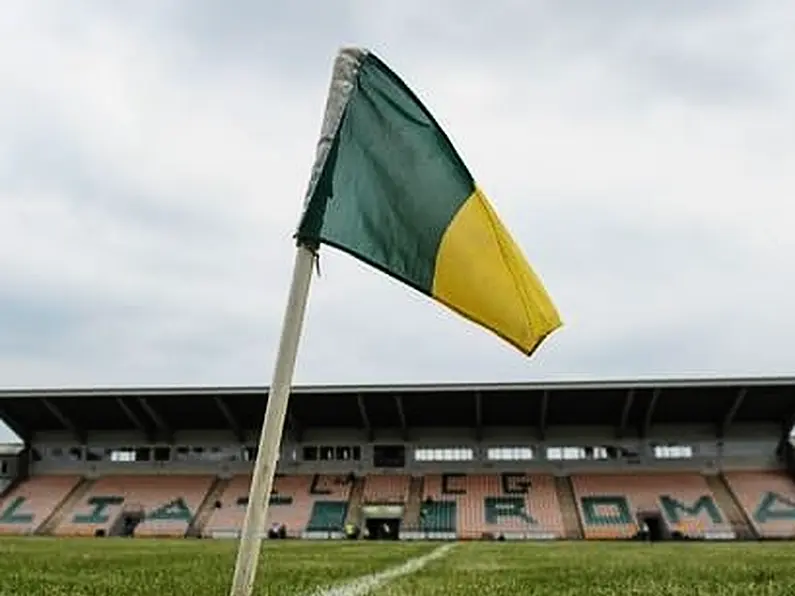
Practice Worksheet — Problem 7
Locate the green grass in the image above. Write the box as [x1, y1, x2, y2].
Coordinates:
[0, 539, 793, 595]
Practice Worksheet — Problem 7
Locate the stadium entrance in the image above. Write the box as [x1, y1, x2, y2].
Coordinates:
[361, 505, 402, 540]
[637, 512, 666, 542]
[365, 518, 399, 540]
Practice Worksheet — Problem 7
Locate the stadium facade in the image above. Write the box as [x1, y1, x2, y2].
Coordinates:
[0, 377, 793, 541]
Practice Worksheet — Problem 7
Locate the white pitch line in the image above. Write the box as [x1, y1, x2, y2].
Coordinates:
[308, 542, 456, 596]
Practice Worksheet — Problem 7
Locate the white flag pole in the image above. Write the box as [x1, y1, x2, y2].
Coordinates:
[228, 47, 365, 596]
[228, 244, 315, 596]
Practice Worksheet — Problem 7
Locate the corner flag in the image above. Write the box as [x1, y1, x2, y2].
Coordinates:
[228, 47, 562, 596]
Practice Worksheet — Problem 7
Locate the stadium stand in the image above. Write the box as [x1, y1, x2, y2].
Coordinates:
[0, 378, 793, 541]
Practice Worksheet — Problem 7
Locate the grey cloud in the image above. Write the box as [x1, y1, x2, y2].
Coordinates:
[384, 1, 784, 111]
[99, 0, 765, 95]
[89, 0, 353, 83]
[2, 123, 234, 237]
[0, 292, 90, 358]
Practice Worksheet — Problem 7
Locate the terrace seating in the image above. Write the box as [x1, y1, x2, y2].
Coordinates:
[10, 470, 789, 542]
[724, 471, 795, 538]
[362, 475, 410, 504]
[306, 501, 348, 532]
[572, 473, 731, 539]
[0, 475, 80, 535]
[203, 474, 351, 537]
[54, 475, 214, 537]
[419, 500, 456, 533]
[423, 474, 564, 538]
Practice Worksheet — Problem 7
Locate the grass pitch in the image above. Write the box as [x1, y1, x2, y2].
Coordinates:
[0, 538, 793, 595]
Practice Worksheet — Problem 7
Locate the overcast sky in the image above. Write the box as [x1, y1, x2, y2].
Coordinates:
[1, 0, 793, 417]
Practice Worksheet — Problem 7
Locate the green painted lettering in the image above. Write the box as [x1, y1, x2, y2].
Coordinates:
[660, 495, 723, 525]
[755, 491, 795, 523]
[581, 495, 633, 525]
[306, 501, 348, 531]
[73, 496, 124, 524]
[484, 497, 535, 524]
[0, 496, 34, 524]
[237, 494, 293, 507]
[147, 498, 192, 521]
[269, 495, 293, 506]
[420, 501, 456, 532]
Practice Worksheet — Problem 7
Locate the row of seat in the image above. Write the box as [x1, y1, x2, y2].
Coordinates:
[421, 474, 564, 537]
[205, 474, 351, 535]
[0, 471, 792, 538]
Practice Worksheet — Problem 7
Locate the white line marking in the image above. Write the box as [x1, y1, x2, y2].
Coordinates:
[309, 543, 456, 596]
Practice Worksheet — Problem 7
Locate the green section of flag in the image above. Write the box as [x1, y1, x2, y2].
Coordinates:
[297, 53, 474, 295]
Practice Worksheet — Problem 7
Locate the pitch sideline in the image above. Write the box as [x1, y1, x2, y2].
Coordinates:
[308, 542, 457, 596]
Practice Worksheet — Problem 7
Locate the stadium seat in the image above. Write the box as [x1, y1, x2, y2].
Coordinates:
[423, 474, 564, 539]
[419, 500, 457, 533]
[203, 474, 351, 537]
[362, 475, 410, 504]
[305, 501, 348, 532]
[54, 475, 214, 537]
[0, 475, 80, 535]
[724, 471, 795, 538]
[571, 473, 733, 539]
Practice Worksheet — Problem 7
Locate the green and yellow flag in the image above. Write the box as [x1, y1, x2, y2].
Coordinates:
[297, 49, 561, 355]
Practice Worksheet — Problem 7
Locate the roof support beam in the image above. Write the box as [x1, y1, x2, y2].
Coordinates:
[213, 396, 245, 444]
[394, 395, 408, 441]
[474, 391, 483, 441]
[115, 397, 151, 440]
[719, 387, 747, 438]
[137, 397, 172, 443]
[41, 398, 85, 443]
[356, 394, 373, 442]
[641, 388, 661, 438]
[286, 411, 302, 443]
[538, 390, 549, 440]
[617, 389, 635, 438]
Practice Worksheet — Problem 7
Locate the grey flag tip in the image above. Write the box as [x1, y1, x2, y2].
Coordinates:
[337, 46, 369, 59]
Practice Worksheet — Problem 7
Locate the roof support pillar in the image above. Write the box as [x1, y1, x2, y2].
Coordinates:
[137, 397, 172, 443]
[394, 395, 408, 441]
[286, 411, 302, 443]
[538, 390, 549, 440]
[617, 389, 635, 438]
[356, 394, 373, 442]
[115, 397, 152, 441]
[641, 388, 661, 438]
[41, 398, 85, 444]
[474, 391, 483, 441]
[213, 396, 245, 444]
[719, 387, 747, 438]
